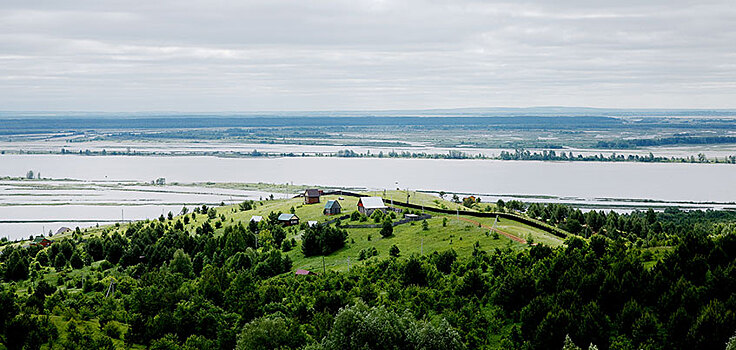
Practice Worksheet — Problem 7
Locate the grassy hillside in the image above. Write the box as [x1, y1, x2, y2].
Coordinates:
[4, 192, 559, 276]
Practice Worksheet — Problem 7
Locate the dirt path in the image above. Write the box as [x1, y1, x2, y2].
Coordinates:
[457, 217, 527, 244]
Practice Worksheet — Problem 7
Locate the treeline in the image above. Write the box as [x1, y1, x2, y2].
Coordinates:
[335, 149, 474, 159]
[2, 218, 736, 349]
[596, 135, 736, 149]
[499, 149, 736, 163]
[24, 146, 736, 164]
[521, 202, 736, 247]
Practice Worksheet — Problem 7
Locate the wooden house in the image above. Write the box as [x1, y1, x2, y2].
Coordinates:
[31, 236, 52, 247]
[357, 197, 387, 216]
[323, 200, 342, 215]
[304, 189, 321, 204]
[278, 213, 300, 226]
[54, 227, 72, 236]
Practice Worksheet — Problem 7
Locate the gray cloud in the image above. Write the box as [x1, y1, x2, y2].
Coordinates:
[0, 0, 734, 111]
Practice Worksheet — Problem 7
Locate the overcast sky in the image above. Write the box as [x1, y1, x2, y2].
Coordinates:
[1, 0, 735, 111]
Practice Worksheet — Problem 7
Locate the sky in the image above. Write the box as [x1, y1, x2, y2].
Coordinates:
[1, 0, 735, 112]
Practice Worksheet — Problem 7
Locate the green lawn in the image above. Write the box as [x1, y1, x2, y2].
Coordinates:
[287, 214, 525, 272]
[471, 215, 566, 247]
[364, 189, 488, 212]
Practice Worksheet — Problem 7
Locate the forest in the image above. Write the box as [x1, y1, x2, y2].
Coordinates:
[1, 201, 736, 349]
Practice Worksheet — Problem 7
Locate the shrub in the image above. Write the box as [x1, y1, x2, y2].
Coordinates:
[380, 219, 394, 238]
[301, 225, 348, 257]
[104, 322, 123, 339]
[389, 245, 400, 257]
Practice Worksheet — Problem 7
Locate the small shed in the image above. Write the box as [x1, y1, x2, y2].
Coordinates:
[323, 200, 342, 215]
[304, 189, 321, 204]
[358, 197, 387, 216]
[295, 269, 317, 276]
[250, 216, 263, 223]
[278, 213, 300, 226]
[307, 221, 318, 227]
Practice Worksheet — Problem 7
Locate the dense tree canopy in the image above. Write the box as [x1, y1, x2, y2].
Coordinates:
[1, 204, 736, 349]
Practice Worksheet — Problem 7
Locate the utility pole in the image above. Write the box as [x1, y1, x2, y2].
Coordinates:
[347, 257, 350, 272]
[322, 256, 326, 274]
[421, 238, 424, 255]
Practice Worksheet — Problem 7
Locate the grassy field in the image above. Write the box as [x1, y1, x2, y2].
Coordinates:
[364, 189, 487, 212]
[288, 214, 524, 272]
[471, 215, 566, 247]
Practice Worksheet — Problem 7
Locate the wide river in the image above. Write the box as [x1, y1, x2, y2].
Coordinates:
[1, 154, 735, 239]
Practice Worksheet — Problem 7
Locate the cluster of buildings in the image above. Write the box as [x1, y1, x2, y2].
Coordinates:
[250, 189, 390, 227]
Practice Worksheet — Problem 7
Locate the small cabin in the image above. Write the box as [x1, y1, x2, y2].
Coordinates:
[31, 236, 53, 247]
[54, 227, 72, 236]
[304, 189, 321, 204]
[323, 200, 342, 215]
[295, 269, 317, 276]
[250, 216, 263, 223]
[357, 197, 387, 216]
[278, 213, 300, 226]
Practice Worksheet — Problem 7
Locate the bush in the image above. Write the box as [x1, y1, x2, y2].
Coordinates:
[104, 322, 123, 339]
[281, 239, 292, 252]
[380, 219, 394, 238]
[99, 260, 113, 271]
[301, 225, 348, 257]
[236, 313, 306, 350]
[389, 245, 400, 257]
[358, 247, 378, 261]
[320, 303, 464, 350]
[371, 209, 384, 223]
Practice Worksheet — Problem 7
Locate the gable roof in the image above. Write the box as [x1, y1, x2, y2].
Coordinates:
[359, 197, 386, 209]
[55, 227, 72, 235]
[305, 189, 321, 197]
[324, 200, 341, 209]
[250, 216, 263, 222]
[33, 236, 50, 243]
[278, 213, 298, 221]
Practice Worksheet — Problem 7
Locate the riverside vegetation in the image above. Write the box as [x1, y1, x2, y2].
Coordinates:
[1, 193, 736, 349]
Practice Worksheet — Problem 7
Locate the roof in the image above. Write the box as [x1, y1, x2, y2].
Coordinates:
[324, 200, 341, 209]
[54, 227, 72, 235]
[359, 197, 386, 209]
[278, 213, 298, 221]
[295, 269, 316, 275]
[308, 221, 318, 227]
[250, 216, 263, 222]
[33, 236, 50, 243]
[305, 189, 321, 197]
